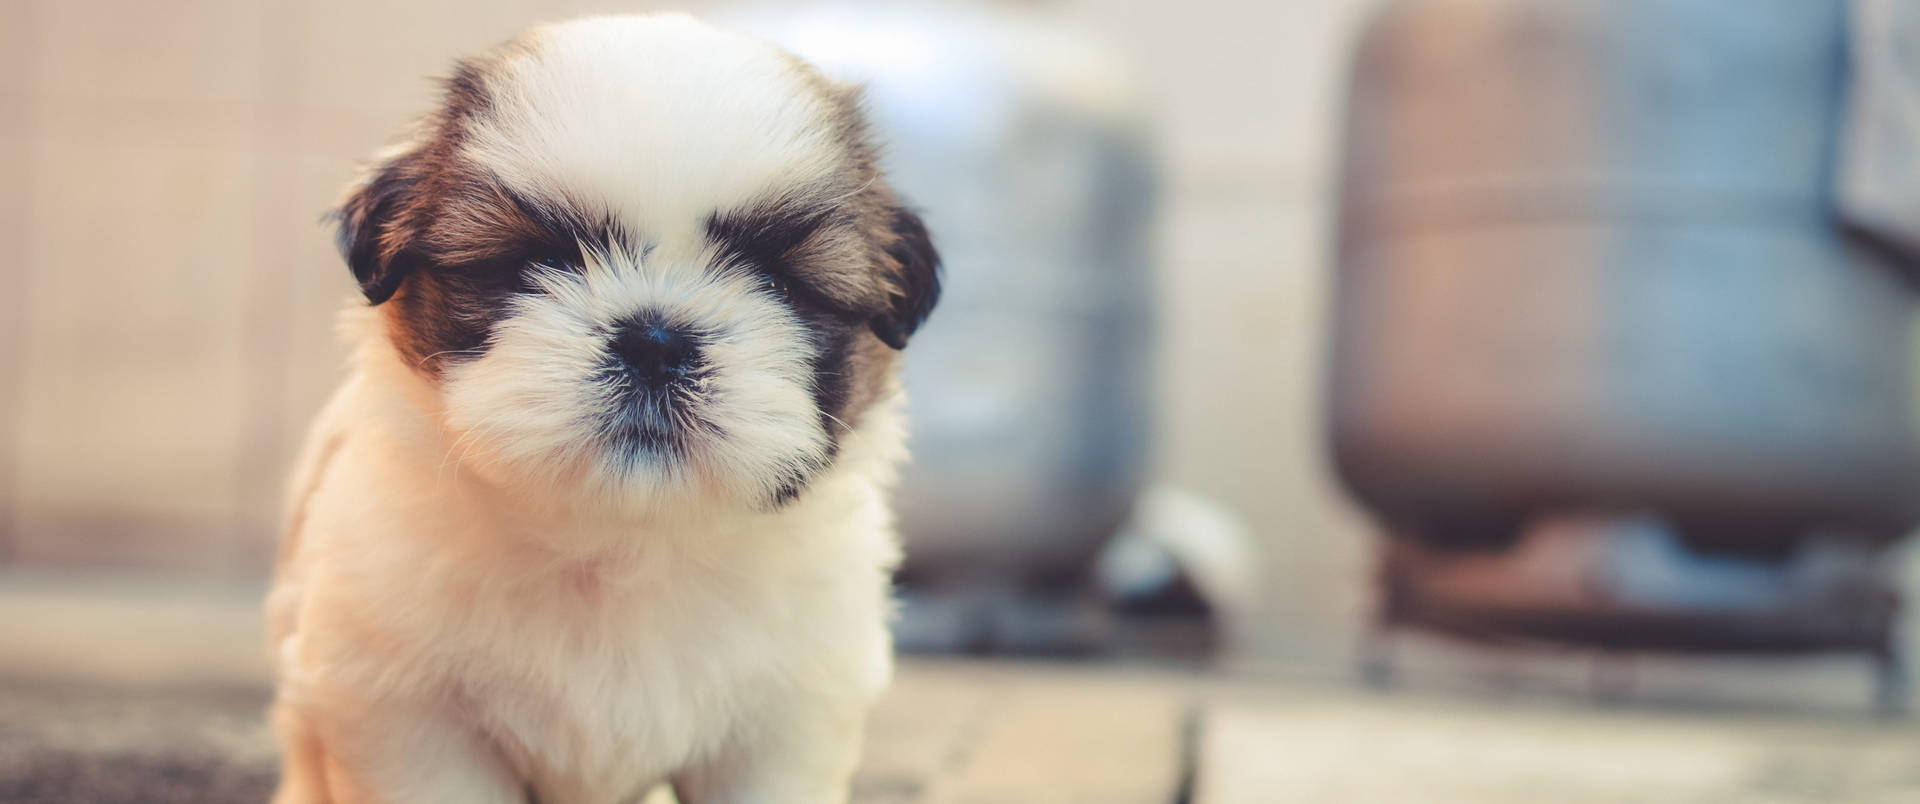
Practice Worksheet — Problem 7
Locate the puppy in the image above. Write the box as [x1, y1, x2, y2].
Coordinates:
[265, 14, 939, 804]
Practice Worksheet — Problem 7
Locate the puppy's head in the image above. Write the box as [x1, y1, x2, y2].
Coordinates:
[336, 14, 938, 514]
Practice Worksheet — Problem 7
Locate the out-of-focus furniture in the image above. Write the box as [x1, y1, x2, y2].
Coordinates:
[1326, 0, 1920, 708]
[737, 4, 1159, 652]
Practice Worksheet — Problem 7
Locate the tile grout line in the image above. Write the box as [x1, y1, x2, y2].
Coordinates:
[1169, 698, 1205, 804]
[0, 3, 40, 565]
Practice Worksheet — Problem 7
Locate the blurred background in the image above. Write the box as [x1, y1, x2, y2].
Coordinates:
[0, 0, 1380, 664]
[6, 0, 1920, 801]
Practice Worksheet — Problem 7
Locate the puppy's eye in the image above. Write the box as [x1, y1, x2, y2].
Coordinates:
[513, 249, 575, 295]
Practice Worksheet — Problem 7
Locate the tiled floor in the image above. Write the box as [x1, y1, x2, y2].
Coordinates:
[1197, 687, 1920, 803]
[5, 571, 1920, 803]
[7, 658, 1920, 804]
[0, 661, 1192, 804]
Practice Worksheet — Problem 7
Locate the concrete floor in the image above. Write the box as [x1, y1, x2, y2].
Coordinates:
[1198, 686, 1920, 803]
[7, 659, 1920, 804]
[7, 570, 1920, 803]
[0, 661, 1192, 804]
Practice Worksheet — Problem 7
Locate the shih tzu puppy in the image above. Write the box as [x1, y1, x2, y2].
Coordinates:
[266, 14, 938, 804]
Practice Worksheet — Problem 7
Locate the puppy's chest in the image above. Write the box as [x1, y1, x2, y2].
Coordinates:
[446, 571, 780, 798]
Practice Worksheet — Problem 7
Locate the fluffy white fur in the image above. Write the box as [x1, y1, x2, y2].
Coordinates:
[466, 16, 853, 235]
[268, 15, 906, 804]
[444, 247, 830, 522]
[447, 14, 856, 520]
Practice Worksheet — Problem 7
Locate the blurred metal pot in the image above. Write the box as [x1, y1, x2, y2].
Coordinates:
[1327, 0, 1920, 545]
[734, 5, 1158, 584]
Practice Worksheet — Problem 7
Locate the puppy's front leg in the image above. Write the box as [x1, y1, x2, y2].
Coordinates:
[272, 697, 526, 804]
[672, 698, 869, 804]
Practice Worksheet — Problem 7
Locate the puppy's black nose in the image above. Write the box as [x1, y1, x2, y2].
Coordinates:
[613, 321, 698, 385]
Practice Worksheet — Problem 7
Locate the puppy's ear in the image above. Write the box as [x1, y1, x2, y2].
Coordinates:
[333, 150, 427, 305]
[871, 206, 941, 350]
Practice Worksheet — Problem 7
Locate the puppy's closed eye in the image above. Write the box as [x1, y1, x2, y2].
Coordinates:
[707, 205, 833, 274]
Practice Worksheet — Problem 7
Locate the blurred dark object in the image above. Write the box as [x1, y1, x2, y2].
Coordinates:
[1326, 0, 1920, 707]
[738, 5, 1160, 654]
[1364, 516, 1903, 704]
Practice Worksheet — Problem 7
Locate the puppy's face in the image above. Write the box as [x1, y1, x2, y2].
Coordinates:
[336, 15, 938, 514]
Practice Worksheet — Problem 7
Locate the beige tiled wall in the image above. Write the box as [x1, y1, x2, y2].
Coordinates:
[0, 0, 1380, 652]
[0, 0, 616, 571]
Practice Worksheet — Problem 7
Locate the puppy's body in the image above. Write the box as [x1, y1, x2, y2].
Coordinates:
[271, 338, 900, 802]
[269, 15, 937, 804]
